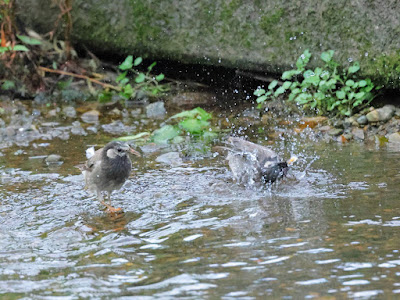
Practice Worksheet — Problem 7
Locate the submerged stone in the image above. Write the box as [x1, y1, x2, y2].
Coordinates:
[146, 101, 167, 119]
[81, 110, 100, 123]
[155, 152, 183, 167]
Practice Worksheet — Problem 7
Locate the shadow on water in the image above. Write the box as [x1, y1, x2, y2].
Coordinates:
[1, 104, 400, 299]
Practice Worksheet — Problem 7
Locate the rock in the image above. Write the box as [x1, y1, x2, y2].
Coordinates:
[170, 91, 216, 108]
[44, 154, 63, 166]
[81, 110, 100, 123]
[395, 108, 400, 117]
[388, 132, 400, 143]
[343, 116, 357, 128]
[71, 121, 87, 136]
[146, 101, 167, 119]
[318, 125, 332, 132]
[33, 92, 49, 104]
[99, 100, 124, 113]
[86, 126, 98, 133]
[352, 127, 365, 140]
[47, 108, 60, 117]
[366, 105, 395, 123]
[62, 106, 77, 118]
[108, 108, 122, 116]
[134, 90, 149, 105]
[155, 152, 183, 166]
[101, 120, 135, 134]
[327, 128, 343, 136]
[356, 115, 368, 126]
[131, 108, 142, 117]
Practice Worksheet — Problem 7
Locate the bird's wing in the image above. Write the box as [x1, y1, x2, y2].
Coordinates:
[228, 137, 277, 160]
[84, 148, 103, 172]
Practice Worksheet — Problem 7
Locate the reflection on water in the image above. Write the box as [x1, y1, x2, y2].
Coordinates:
[1, 130, 400, 298]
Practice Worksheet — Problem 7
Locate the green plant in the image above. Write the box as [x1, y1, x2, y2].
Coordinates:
[151, 107, 218, 144]
[254, 50, 380, 116]
[98, 55, 169, 103]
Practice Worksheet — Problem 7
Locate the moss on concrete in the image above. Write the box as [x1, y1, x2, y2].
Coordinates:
[15, 0, 400, 88]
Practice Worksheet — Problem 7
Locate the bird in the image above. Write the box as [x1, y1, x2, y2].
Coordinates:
[77, 141, 141, 213]
[222, 137, 296, 186]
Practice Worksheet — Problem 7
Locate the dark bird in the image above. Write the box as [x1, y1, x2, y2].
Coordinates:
[223, 137, 296, 186]
[77, 141, 141, 213]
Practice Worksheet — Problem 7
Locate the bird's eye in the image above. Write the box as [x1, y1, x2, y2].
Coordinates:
[117, 148, 122, 152]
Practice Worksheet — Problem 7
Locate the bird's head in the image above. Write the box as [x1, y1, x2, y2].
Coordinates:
[105, 141, 141, 159]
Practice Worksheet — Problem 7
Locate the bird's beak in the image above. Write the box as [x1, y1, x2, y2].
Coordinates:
[287, 156, 298, 165]
[129, 147, 141, 157]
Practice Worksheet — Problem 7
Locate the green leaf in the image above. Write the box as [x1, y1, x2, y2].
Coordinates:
[268, 80, 278, 90]
[169, 107, 211, 121]
[179, 119, 210, 134]
[122, 84, 134, 97]
[17, 34, 42, 45]
[314, 92, 325, 101]
[348, 62, 360, 74]
[253, 88, 266, 96]
[116, 71, 127, 83]
[358, 80, 367, 87]
[1, 80, 15, 90]
[134, 57, 143, 66]
[148, 62, 157, 71]
[119, 78, 129, 85]
[321, 50, 334, 63]
[288, 93, 297, 101]
[296, 49, 311, 70]
[336, 90, 346, 99]
[256, 95, 268, 103]
[274, 86, 285, 96]
[12, 45, 29, 52]
[155, 74, 165, 81]
[119, 55, 133, 70]
[291, 88, 301, 95]
[296, 93, 312, 104]
[320, 70, 330, 80]
[282, 70, 300, 80]
[135, 73, 145, 83]
[151, 125, 181, 144]
[115, 132, 151, 141]
[282, 81, 292, 89]
[346, 79, 355, 87]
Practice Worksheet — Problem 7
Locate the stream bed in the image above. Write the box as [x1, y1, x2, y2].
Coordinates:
[1, 101, 400, 299]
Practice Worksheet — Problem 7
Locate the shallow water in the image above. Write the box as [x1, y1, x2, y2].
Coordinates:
[1, 108, 400, 299]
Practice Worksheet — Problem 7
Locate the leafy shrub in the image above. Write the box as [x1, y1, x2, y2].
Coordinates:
[98, 55, 169, 103]
[151, 107, 218, 144]
[254, 50, 380, 116]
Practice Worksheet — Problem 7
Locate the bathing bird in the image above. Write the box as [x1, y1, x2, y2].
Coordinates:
[223, 137, 296, 186]
[77, 141, 141, 213]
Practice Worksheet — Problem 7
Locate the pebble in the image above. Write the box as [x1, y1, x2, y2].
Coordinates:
[356, 115, 368, 125]
[155, 152, 183, 167]
[146, 101, 167, 119]
[352, 127, 365, 140]
[366, 105, 395, 123]
[328, 128, 343, 136]
[62, 106, 77, 118]
[388, 132, 400, 143]
[81, 110, 100, 123]
[45, 154, 62, 163]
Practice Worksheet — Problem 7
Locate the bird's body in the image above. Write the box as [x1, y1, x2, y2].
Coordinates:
[78, 141, 140, 212]
[224, 137, 294, 186]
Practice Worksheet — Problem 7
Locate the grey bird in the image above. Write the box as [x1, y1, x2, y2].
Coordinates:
[77, 141, 141, 212]
[223, 137, 296, 186]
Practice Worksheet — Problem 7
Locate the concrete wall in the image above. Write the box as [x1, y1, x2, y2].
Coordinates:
[17, 0, 400, 87]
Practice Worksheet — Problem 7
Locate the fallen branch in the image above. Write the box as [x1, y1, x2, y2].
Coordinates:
[38, 66, 120, 91]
